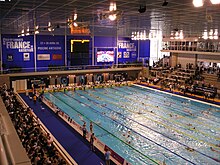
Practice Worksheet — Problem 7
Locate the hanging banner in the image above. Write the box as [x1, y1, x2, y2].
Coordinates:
[1, 34, 34, 70]
[118, 37, 138, 63]
[36, 35, 65, 69]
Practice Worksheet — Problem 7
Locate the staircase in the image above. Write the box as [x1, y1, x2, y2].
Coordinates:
[202, 73, 220, 89]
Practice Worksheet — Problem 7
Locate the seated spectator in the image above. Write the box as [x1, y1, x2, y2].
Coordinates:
[0, 86, 66, 165]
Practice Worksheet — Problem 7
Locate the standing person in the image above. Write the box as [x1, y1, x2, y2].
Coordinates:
[90, 121, 93, 133]
[82, 122, 87, 139]
[33, 95, 37, 104]
[90, 133, 95, 151]
[104, 148, 111, 165]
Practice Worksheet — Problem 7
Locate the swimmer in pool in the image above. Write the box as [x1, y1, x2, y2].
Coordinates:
[184, 109, 194, 116]
[186, 147, 195, 152]
[162, 160, 166, 165]
[78, 114, 84, 122]
[137, 110, 143, 114]
[186, 124, 195, 129]
[201, 110, 211, 116]
[110, 114, 117, 120]
[210, 147, 220, 153]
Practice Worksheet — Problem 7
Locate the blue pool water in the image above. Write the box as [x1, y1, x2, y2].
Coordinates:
[44, 85, 220, 165]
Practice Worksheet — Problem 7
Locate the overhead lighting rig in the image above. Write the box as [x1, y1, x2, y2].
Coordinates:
[18, 22, 58, 37]
[97, 1, 122, 22]
[67, 13, 78, 27]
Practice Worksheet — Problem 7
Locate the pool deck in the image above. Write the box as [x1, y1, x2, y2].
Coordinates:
[137, 82, 220, 106]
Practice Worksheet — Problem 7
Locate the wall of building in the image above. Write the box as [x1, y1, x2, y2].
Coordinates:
[175, 53, 220, 68]
[177, 53, 197, 68]
[1, 34, 150, 72]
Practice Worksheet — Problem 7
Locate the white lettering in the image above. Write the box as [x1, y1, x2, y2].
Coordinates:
[6, 41, 31, 49]
[118, 41, 135, 49]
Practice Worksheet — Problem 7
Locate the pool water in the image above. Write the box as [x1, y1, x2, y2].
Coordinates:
[44, 85, 220, 165]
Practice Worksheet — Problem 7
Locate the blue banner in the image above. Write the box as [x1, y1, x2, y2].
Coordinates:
[118, 37, 138, 63]
[36, 35, 65, 70]
[1, 34, 34, 71]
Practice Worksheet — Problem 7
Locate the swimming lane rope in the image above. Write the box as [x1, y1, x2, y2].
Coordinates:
[48, 92, 160, 165]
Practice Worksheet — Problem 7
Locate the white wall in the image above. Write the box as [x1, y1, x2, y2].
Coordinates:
[177, 53, 220, 68]
[198, 54, 220, 63]
[177, 54, 196, 68]
[12, 79, 27, 91]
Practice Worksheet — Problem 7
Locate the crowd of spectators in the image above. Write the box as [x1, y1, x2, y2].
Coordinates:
[147, 59, 219, 99]
[0, 84, 66, 165]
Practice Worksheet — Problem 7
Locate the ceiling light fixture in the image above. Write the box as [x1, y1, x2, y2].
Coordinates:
[193, 0, 220, 7]
[214, 29, 218, 39]
[48, 22, 54, 31]
[35, 25, 39, 34]
[109, 1, 117, 21]
[210, 0, 220, 4]
[131, 30, 149, 40]
[21, 29, 25, 36]
[202, 30, 208, 39]
[26, 28, 30, 36]
[162, 0, 168, 6]
[109, 14, 117, 21]
[193, 0, 204, 7]
[73, 13, 77, 21]
[73, 22, 78, 27]
[109, 1, 117, 11]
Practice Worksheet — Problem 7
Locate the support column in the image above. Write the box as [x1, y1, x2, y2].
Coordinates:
[92, 34, 94, 65]
[170, 53, 178, 68]
[64, 27, 67, 66]
[138, 40, 140, 61]
[116, 26, 118, 66]
[0, 33, 2, 74]
[195, 54, 198, 68]
[34, 34, 37, 72]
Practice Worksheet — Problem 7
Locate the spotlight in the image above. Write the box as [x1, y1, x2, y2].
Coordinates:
[109, 14, 117, 21]
[73, 13, 77, 21]
[138, 5, 146, 13]
[162, 0, 168, 6]
[73, 22, 78, 27]
[21, 29, 25, 36]
[193, 0, 204, 7]
[26, 28, 30, 36]
[48, 22, 54, 31]
[210, 0, 220, 4]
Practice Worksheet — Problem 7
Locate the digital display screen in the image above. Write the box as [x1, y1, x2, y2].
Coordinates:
[97, 51, 114, 62]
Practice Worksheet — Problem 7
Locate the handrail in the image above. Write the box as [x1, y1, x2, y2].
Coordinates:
[0, 136, 9, 165]
[1, 63, 145, 74]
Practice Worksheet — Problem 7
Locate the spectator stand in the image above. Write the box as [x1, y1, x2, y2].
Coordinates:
[15, 93, 76, 165]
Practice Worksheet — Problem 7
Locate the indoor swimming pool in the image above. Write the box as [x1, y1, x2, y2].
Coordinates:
[44, 85, 220, 165]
